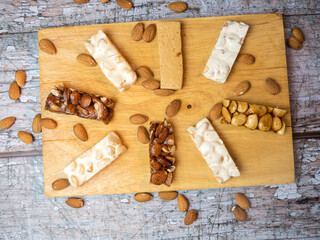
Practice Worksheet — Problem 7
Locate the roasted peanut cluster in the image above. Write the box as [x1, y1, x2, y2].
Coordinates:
[221, 99, 287, 134]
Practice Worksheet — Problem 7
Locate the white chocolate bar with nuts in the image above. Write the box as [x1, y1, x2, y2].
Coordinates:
[187, 118, 240, 184]
[203, 21, 249, 84]
[64, 132, 127, 188]
[85, 30, 137, 92]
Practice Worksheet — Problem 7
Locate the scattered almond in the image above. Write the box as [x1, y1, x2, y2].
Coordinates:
[73, 123, 88, 141]
[154, 89, 175, 96]
[235, 193, 250, 210]
[141, 80, 160, 90]
[32, 114, 42, 134]
[143, 24, 156, 43]
[100, 0, 110, 2]
[237, 54, 255, 65]
[292, 27, 304, 43]
[116, 0, 133, 10]
[52, 178, 70, 190]
[184, 209, 198, 225]
[17, 131, 33, 144]
[209, 103, 222, 121]
[0, 117, 16, 130]
[288, 36, 302, 50]
[137, 126, 149, 144]
[15, 70, 26, 87]
[134, 192, 153, 202]
[65, 198, 84, 208]
[39, 39, 57, 55]
[158, 191, 178, 200]
[136, 66, 154, 80]
[165, 99, 181, 117]
[232, 205, 247, 221]
[73, 0, 89, 3]
[76, 53, 97, 67]
[234, 81, 250, 96]
[177, 195, 189, 212]
[131, 23, 144, 41]
[265, 78, 280, 95]
[41, 118, 57, 129]
[129, 114, 148, 124]
[168, 2, 188, 13]
[9, 81, 20, 100]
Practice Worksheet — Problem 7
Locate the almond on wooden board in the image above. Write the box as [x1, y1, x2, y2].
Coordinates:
[32, 114, 42, 134]
[154, 89, 175, 96]
[9, 81, 20, 100]
[168, 2, 188, 13]
[41, 118, 57, 129]
[143, 24, 156, 43]
[134, 192, 153, 202]
[158, 191, 178, 200]
[131, 23, 144, 41]
[232, 205, 247, 221]
[209, 103, 222, 121]
[15, 70, 26, 87]
[129, 114, 148, 124]
[39, 39, 57, 55]
[184, 209, 198, 225]
[136, 66, 154, 80]
[165, 99, 181, 117]
[65, 198, 84, 208]
[116, 0, 133, 10]
[17, 131, 33, 144]
[141, 80, 160, 90]
[235, 193, 250, 210]
[234, 81, 250, 96]
[0, 117, 16, 130]
[76, 53, 97, 67]
[177, 195, 189, 212]
[73, 123, 88, 141]
[237, 54, 255, 65]
[292, 27, 305, 43]
[288, 36, 302, 50]
[265, 78, 280, 95]
[137, 126, 149, 144]
[52, 178, 70, 190]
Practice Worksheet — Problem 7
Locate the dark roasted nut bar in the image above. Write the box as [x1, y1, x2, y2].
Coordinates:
[45, 83, 114, 124]
[149, 119, 176, 186]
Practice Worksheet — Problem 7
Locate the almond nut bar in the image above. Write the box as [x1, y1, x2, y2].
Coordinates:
[45, 83, 114, 124]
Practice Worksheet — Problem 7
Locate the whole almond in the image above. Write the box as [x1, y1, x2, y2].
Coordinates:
[235, 193, 250, 210]
[73, 0, 89, 3]
[184, 210, 198, 225]
[154, 89, 175, 96]
[41, 118, 57, 129]
[134, 192, 153, 202]
[137, 126, 149, 144]
[141, 80, 160, 90]
[129, 114, 148, 124]
[234, 80, 250, 96]
[209, 103, 222, 121]
[17, 131, 33, 144]
[32, 114, 42, 134]
[65, 198, 84, 208]
[237, 54, 255, 65]
[52, 178, 70, 190]
[73, 123, 88, 141]
[15, 70, 26, 87]
[136, 66, 154, 80]
[232, 205, 247, 221]
[116, 0, 133, 10]
[292, 27, 304, 43]
[76, 53, 97, 67]
[9, 81, 20, 100]
[100, 0, 109, 2]
[288, 36, 302, 50]
[265, 78, 280, 95]
[165, 99, 181, 117]
[177, 195, 189, 212]
[39, 39, 57, 55]
[0, 117, 16, 130]
[131, 23, 144, 41]
[158, 191, 178, 200]
[143, 24, 156, 43]
[168, 2, 188, 13]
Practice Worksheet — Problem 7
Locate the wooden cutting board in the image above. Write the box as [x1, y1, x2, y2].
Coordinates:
[39, 13, 294, 197]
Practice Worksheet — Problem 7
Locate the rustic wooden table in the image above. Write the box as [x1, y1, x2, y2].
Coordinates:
[0, 1, 319, 239]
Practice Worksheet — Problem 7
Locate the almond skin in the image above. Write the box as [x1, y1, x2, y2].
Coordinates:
[237, 54, 255, 65]
[168, 2, 188, 13]
[158, 191, 178, 200]
[15, 70, 26, 87]
[143, 24, 156, 43]
[52, 178, 70, 190]
[177, 195, 189, 212]
[184, 210, 198, 225]
[141, 80, 160, 90]
[165, 99, 181, 117]
[234, 81, 250, 96]
[73, 0, 89, 3]
[116, 0, 133, 10]
[292, 27, 305, 43]
[17, 131, 33, 144]
[73, 123, 88, 141]
[32, 114, 42, 134]
[235, 193, 250, 210]
[100, 0, 110, 2]
[39, 39, 57, 55]
[288, 36, 302, 50]
[76, 53, 97, 67]
[65, 198, 84, 208]
[209, 103, 222, 121]
[131, 23, 144, 41]
[154, 89, 175, 96]
[41, 118, 57, 129]
[232, 205, 247, 221]
[0, 117, 16, 130]
[129, 114, 148, 124]
[265, 78, 280, 95]
[137, 126, 149, 144]
[9, 81, 20, 100]
[134, 192, 153, 202]
[136, 66, 154, 80]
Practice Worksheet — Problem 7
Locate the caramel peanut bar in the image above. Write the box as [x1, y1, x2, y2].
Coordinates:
[45, 83, 114, 124]
[221, 99, 287, 134]
[188, 118, 240, 184]
[149, 119, 176, 186]
[203, 21, 249, 84]
[64, 132, 127, 188]
[85, 30, 137, 92]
